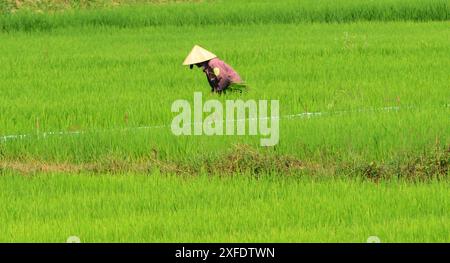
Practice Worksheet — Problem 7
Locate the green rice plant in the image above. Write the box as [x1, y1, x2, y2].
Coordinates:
[0, 22, 448, 174]
[0, 0, 449, 32]
[0, 172, 449, 242]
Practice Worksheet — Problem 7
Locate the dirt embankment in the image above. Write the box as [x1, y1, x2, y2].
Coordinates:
[1, 0, 199, 13]
[1, 144, 448, 180]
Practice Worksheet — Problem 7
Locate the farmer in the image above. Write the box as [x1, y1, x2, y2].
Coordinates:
[183, 45, 244, 93]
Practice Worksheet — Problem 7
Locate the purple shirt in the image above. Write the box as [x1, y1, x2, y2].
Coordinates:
[203, 58, 242, 92]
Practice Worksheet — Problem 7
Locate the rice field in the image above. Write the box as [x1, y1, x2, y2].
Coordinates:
[1, 173, 449, 242]
[0, 0, 449, 242]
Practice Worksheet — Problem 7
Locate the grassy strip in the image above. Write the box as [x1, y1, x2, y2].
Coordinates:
[1, 144, 448, 180]
[0, 172, 449, 242]
[1, 0, 449, 31]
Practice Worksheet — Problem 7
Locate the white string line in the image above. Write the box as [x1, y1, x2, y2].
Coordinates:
[1, 105, 448, 142]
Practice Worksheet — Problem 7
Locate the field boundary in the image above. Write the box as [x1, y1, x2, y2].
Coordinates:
[1, 141, 448, 178]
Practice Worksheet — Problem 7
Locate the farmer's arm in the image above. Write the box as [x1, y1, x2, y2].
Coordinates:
[206, 75, 217, 91]
[216, 77, 230, 92]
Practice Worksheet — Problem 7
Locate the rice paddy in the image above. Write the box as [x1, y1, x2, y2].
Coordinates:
[0, 0, 449, 242]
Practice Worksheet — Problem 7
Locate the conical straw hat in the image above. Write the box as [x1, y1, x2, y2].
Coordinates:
[183, 45, 217, 65]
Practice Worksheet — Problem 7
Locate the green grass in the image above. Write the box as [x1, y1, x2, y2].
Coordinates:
[1, 0, 449, 31]
[0, 22, 448, 171]
[0, 172, 449, 242]
[0, 1, 449, 243]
